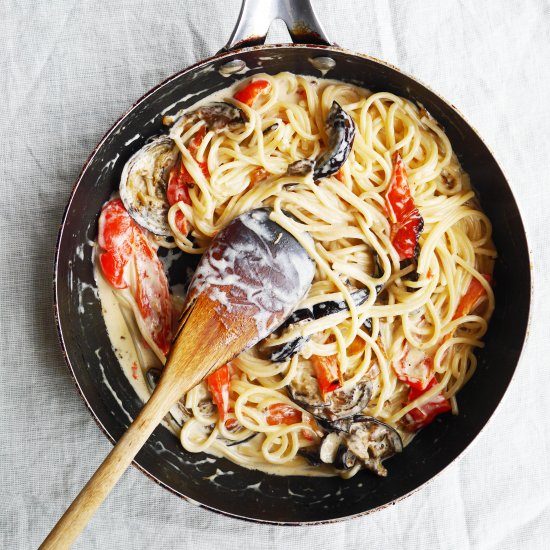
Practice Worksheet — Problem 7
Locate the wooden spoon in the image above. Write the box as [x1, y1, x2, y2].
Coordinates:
[40, 208, 315, 549]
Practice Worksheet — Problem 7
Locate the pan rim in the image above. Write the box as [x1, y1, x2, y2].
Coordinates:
[53, 42, 534, 525]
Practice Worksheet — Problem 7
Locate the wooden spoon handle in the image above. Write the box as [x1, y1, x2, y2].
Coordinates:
[38, 383, 181, 550]
[40, 294, 258, 548]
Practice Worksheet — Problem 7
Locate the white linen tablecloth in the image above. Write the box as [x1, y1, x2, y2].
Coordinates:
[1, 1, 549, 548]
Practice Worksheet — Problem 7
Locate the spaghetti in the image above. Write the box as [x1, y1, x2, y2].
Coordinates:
[95, 72, 496, 478]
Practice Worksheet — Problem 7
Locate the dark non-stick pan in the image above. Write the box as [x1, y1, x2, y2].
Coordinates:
[54, 0, 531, 524]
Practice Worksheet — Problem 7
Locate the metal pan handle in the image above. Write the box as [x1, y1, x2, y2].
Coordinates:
[222, 0, 333, 52]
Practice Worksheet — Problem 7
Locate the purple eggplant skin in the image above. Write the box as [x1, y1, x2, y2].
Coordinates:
[312, 288, 372, 318]
[307, 416, 402, 475]
[322, 415, 403, 453]
[263, 122, 279, 135]
[145, 367, 162, 391]
[268, 307, 314, 362]
[334, 444, 357, 470]
[313, 101, 356, 180]
[269, 288, 377, 363]
[319, 415, 403, 476]
[287, 159, 315, 176]
[298, 448, 323, 467]
[182, 102, 246, 131]
[269, 336, 310, 362]
[288, 378, 372, 423]
[224, 433, 258, 447]
[279, 307, 314, 331]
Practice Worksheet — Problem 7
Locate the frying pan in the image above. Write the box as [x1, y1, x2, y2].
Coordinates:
[54, 0, 531, 524]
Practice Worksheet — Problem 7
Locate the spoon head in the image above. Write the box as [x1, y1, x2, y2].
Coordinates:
[186, 208, 315, 347]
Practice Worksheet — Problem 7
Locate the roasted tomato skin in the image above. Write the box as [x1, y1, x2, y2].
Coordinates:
[98, 198, 173, 355]
[311, 355, 342, 400]
[266, 404, 302, 426]
[207, 364, 231, 421]
[404, 378, 452, 431]
[233, 79, 271, 106]
[385, 153, 424, 261]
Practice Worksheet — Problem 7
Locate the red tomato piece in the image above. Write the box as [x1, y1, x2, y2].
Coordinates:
[187, 126, 209, 179]
[392, 344, 434, 392]
[167, 159, 192, 205]
[98, 198, 173, 354]
[173, 210, 189, 236]
[233, 79, 271, 107]
[132, 231, 173, 355]
[384, 153, 424, 260]
[300, 414, 320, 441]
[266, 404, 302, 426]
[224, 417, 239, 431]
[207, 364, 231, 421]
[311, 355, 342, 399]
[249, 167, 268, 186]
[97, 199, 134, 289]
[166, 160, 191, 236]
[348, 335, 365, 355]
[405, 377, 452, 431]
[453, 274, 491, 320]
[166, 128, 209, 236]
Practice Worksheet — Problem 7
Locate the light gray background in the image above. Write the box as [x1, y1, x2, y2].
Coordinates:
[1, 1, 549, 548]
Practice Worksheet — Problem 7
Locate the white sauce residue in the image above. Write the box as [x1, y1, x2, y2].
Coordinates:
[95, 269, 153, 404]
[77, 280, 99, 315]
[75, 243, 85, 261]
[308, 56, 336, 77]
[124, 133, 141, 146]
[95, 349, 134, 423]
[204, 468, 234, 482]
[218, 59, 248, 77]
[160, 90, 207, 116]
[103, 153, 120, 170]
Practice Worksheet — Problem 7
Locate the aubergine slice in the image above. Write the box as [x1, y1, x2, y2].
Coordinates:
[287, 159, 314, 176]
[263, 122, 279, 135]
[266, 307, 314, 362]
[219, 420, 258, 447]
[268, 287, 377, 363]
[176, 102, 246, 132]
[323, 380, 373, 420]
[270, 336, 310, 363]
[312, 415, 402, 476]
[334, 444, 357, 470]
[312, 288, 375, 318]
[319, 432, 344, 464]
[288, 371, 372, 422]
[297, 448, 323, 467]
[119, 135, 179, 236]
[313, 101, 356, 180]
[328, 415, 403, 477]
[345, 417, 402, 476]
[287, 364, 330, 411]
